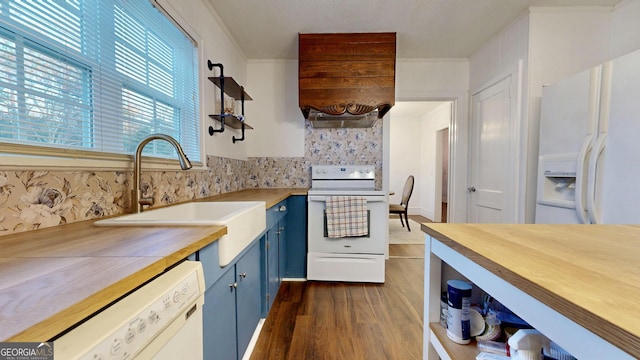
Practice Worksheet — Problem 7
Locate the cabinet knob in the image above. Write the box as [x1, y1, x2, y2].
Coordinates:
[229, 282, 238, 290]
[279, 205, 287, 212]
[239, 272, 247, 278]
[467, 186, 476, 192]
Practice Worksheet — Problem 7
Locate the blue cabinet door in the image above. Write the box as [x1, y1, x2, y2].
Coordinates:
[235, 241, 262, 358]
[203, 268, 237, 360]
[266, 225, 279, 312]
[285, 195, 307, 278]
[260, 233, 269, 317]
[263, 199, 288, 313]
[277, 216, 287, 282]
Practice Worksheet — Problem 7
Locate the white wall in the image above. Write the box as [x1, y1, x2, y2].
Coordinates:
[164, 0, 250, 161]
[246, 60, 305, 157]
[389, 116, 422, 214]
[528, 8, 612, 95]
[469, 15, 530, 93]
[397, 59, 469, 96]
[420, 104, 451, 220]
[611, 0, 640, 58]
[394, 59, 469, 223]
[389, 103, 451, 221]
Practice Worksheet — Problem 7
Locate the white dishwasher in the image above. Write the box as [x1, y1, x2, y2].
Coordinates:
[54, 261, 205, 360]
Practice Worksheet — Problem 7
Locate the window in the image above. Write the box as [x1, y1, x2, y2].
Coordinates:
[0, 0, 200, 162]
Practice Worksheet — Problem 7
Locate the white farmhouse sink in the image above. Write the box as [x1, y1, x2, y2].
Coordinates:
[94, 201, 266, 266]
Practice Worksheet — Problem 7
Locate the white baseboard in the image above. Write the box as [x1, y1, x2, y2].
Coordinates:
[242, 318, 265, 360]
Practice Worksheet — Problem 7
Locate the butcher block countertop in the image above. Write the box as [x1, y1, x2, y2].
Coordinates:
[0, 188, 306, 342]
[422, 223, 640, 358]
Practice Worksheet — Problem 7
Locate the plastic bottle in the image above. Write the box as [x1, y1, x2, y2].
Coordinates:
[440, 291, 448, 328]
[477, 339, 510, 356]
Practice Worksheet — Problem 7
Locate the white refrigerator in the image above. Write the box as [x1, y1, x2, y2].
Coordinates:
[536, 48, 640, 224]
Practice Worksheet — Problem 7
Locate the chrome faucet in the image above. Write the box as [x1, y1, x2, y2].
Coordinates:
[132, 134, 192, 213]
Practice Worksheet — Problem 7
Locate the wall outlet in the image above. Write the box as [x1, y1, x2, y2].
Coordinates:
[226, 163, 232, 176]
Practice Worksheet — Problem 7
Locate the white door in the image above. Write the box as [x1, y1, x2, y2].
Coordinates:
[469, 65, 521, 223]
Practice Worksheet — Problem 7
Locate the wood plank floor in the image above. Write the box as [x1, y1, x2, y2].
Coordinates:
[250, 243, 425, 359]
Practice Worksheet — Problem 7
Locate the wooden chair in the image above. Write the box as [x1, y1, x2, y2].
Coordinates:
[389, 175, 414, 231]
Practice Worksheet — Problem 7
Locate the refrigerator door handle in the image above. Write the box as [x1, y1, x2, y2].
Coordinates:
[575, 135, 593, 224]
[587, 134, 607, 224]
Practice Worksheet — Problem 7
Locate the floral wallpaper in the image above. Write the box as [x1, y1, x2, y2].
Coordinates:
[245, 120, 383, 188]
[303, 119, 383, 188]
[0, 120, 382, 236]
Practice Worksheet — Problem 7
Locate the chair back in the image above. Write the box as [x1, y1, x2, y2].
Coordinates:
[401, 175, 414, 207]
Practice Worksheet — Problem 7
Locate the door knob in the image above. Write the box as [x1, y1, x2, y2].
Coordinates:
[467, 186, 476, 192]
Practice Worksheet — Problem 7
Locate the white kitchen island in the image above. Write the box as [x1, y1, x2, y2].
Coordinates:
[422, 223, 640, 359]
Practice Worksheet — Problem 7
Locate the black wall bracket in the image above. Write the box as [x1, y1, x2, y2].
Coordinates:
[208, 61, 226, 134]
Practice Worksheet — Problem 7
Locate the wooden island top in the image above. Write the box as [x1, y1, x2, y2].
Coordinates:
[0, 188, 306, 342]
[422, 223, 640, 359]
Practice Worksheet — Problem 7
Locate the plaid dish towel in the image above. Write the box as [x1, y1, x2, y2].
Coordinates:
[325, 196, 368, 238]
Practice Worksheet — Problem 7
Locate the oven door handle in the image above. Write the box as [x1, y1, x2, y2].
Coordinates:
[308, 195, 386, 203]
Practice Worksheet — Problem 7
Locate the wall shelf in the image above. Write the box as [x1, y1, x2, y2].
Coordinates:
[207, 60, 252, 143]
[208, 114, 253, 130]
[208, 77, 253, 101]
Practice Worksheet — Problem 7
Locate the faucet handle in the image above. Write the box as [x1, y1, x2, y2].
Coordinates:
[139, 197, 154, 208]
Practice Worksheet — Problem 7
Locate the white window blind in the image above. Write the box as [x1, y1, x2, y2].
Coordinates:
[0, 0, 200, 162]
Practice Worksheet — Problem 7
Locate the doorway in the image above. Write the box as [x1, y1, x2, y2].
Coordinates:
[388, 101, 452, 223]
[434, 127, 449, 223]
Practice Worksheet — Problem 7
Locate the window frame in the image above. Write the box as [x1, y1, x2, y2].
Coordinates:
[0, 0, 205, 170]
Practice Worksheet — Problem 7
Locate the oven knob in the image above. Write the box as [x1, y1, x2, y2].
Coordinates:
[110, 338, 123, 355]
[138, 318, 147, 333]
[125, 328, 135, 343]
[148, 311, 159, 324]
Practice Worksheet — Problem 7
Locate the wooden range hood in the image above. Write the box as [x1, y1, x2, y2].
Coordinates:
[298, 32, 396, 128]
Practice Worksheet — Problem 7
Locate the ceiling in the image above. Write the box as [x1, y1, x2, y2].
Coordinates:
[206, 0, 621, 60]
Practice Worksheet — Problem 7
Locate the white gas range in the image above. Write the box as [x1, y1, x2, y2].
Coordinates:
[307, 165, 387, 283]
